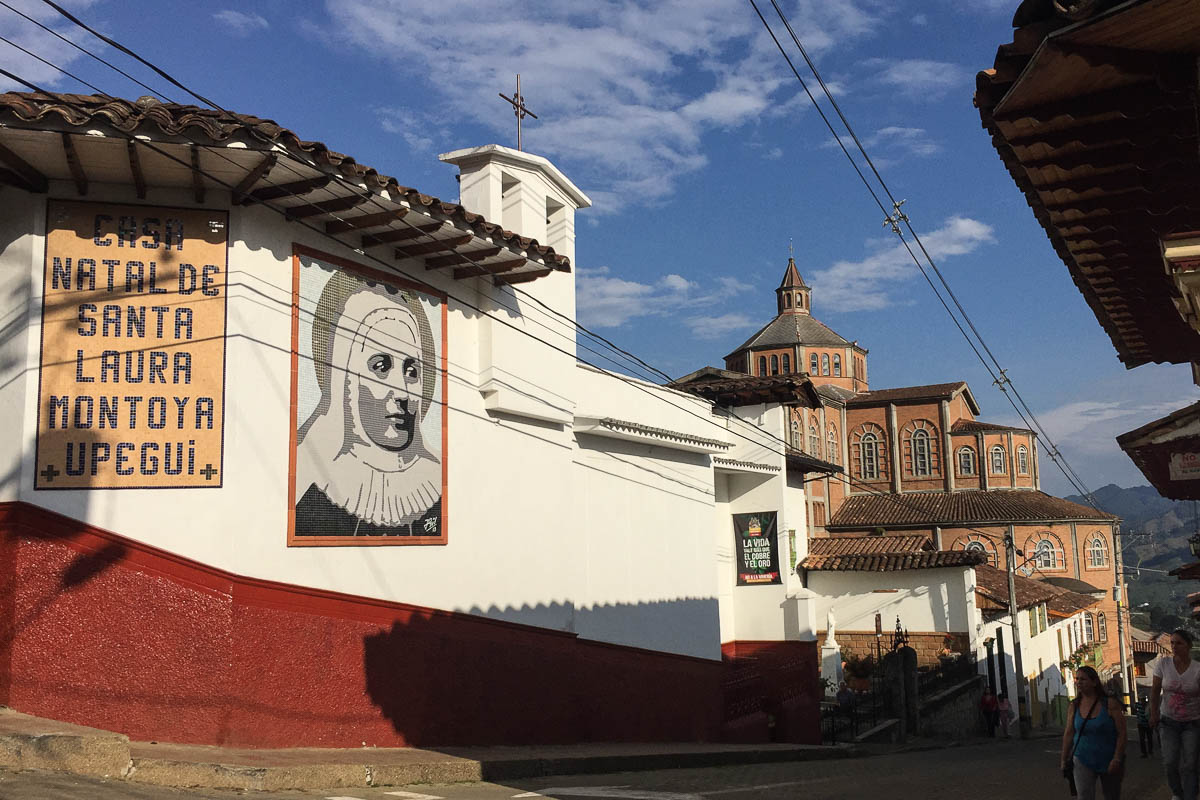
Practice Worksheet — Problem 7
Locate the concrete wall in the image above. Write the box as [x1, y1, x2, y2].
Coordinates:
[807, 566, 976, 635]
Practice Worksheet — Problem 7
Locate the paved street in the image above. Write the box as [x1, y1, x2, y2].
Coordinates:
[0, 737, 1173, 800]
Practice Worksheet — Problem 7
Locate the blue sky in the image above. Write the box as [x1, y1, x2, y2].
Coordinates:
[3, 0, 1195, 499]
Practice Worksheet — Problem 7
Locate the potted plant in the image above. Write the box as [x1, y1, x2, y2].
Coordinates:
[843, 653, 875, 691]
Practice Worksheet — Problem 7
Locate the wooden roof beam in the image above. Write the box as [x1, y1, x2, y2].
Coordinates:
[426, 246, 503, 269]
[494, 268, 552, 286]
[285, 194, 368, 221]
[394, 233, 472, 259]
[243, 174, 330, 203]
[231, 153, 276, 204]
[61, 133, 86, 196]
[0, 141, 47, 193]
[361, 222, 443, 248]
[126, 140, 146, 199]
[189, 144, 205, 204]
[326, 207, 408, 235]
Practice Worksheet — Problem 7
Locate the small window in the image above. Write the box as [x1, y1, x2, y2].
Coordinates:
[990, 445, 1007, 474]
[1034, 539, 1058, 570]
[771, 355, 779, 375]
[833, 354, 842, 377]
[809, 425, 821, 456]
[1084, 614, 1094, 644]
[827, 428, 839, 463]
[1018, 445, 1029, 475]
[911, 429, 931, 476]
[782, 354, 790, 373]
[784, 294, 792, 308]
[957, 446, 976, 476]
[821, 354, 830, 376]
[859, 432, 879, 480]
[791, 420, 801, 449]
[1098, 612, 1108, 643]
[1087, 535, 1108, 568]
[810, 353, 819, 374]
[759, 356, 767, 376]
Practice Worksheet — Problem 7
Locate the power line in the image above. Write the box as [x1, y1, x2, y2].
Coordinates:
[20, 0, 673, 387]
[748, 0, 1104, 511]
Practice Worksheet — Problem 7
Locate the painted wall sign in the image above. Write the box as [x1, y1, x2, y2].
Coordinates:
[1169, 451, 1200, 481]
[288, 246, 448, 545]
[36, 200, 228, 489]
[733, 511, 780, 585]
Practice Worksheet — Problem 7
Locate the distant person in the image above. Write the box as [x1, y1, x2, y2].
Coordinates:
[1135, 700, 1153, 758]
[836, 680, 855, 717]
[1150, 629, 1200, 800]
[1060, 665, 1126, 800]
[998, 692, 1014, 738]
[981, 687, 999, 737]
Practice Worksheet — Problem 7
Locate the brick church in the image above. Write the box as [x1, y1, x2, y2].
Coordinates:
[694, 256, 1127, 681]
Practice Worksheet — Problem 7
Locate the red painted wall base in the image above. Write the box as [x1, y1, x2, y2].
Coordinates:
[0, 502, 724, 748]
[721, 640, 822, 745]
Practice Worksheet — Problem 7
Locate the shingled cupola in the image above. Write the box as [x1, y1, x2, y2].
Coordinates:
[776, 256, 811, 315]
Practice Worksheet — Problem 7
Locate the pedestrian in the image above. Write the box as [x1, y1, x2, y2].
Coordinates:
[998, 692, 1015, 738]
[1060, 665, 1126, 800]
[835, 680, 855, 718]
[1135, 700, 1154, 758]
[1150, 628, 1200, 800]
[981, 686, 999, 737]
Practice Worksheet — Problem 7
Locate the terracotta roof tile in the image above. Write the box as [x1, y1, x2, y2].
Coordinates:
[808, 535, 932, 556]
[0, 92, 569, 269]
[952, 419, 1032, 434]
[974, 564, 1099, 615]
[801, 550, 986, 572]
[828, 490, 1117, 528]
[847, 382, 968, 406]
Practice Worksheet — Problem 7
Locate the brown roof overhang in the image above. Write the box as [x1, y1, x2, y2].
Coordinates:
[0, 92, 567, 286]
[974, 0, 1200, 367]
[672, 373, 823, 408]
[1117, 401, 1200, 500]
[801, 550, 986, 572]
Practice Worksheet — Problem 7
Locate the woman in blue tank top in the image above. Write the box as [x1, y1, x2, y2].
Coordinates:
[1060, 665, 1126, 800]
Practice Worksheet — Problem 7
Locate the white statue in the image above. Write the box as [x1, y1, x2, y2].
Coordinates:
[825, 608, 838, 647]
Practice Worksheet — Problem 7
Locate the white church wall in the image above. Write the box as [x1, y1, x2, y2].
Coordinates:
[3, 182, 723, 660]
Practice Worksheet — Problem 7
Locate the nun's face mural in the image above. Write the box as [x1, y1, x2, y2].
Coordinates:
[294, 267, 443, 538]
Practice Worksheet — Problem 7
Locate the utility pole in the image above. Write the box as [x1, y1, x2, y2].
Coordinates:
[1005, 526, 1032, 738]
[1114, 522, 1131, 712]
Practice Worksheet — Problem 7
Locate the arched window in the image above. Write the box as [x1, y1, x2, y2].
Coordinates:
[833, 354, 842, 376]
[791, 419, 801, 449]
[809, 425, 821, 456]
[782, 354, 790, 373]
[821, 354, 830, 375]
[1018, 445, 1029, 475]
[759, 356, 767, 376]
[961, 536, 998, 566]
[1084, 614, 1094, 643]
[784, 294, 792, 308]
[1027, 532, 1065, 571]
[990, 445, 1007, 474]
[1087, 535, 1109, 568]
[957, 446, 976, 476]
[902, 420, 939, 478]
[1098, 612, 1108, 643]
[810, 353, 819, 374]
[770, 355, 779, 375]
[827, 426, 839, 464]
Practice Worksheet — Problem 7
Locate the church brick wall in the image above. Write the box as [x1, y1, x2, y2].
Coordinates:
[816, 631, 970, 668]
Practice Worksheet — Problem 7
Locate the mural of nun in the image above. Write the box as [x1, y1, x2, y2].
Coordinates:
[295, 270, 441, 536]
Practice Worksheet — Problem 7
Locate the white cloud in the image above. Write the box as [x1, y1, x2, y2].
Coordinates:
[316, 0, 890, 211]
[822, 125, 940, 164]
[0, 0, 98, 93]
[810, 215, 994, 311]
[213, 10, 269, 37]
[686, 312, 760, 340]
[577, 265, 754, 329]
[912, 13, 928, 25]
[862, 57, 968, 100]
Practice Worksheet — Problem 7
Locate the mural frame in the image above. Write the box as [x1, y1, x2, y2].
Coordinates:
[287, 244, 449, 546]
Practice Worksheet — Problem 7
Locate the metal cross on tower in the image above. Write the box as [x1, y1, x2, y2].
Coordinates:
[498, 74, 538, 151]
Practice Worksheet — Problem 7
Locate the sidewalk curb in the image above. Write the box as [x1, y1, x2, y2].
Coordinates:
[0, 728, 131, 778]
